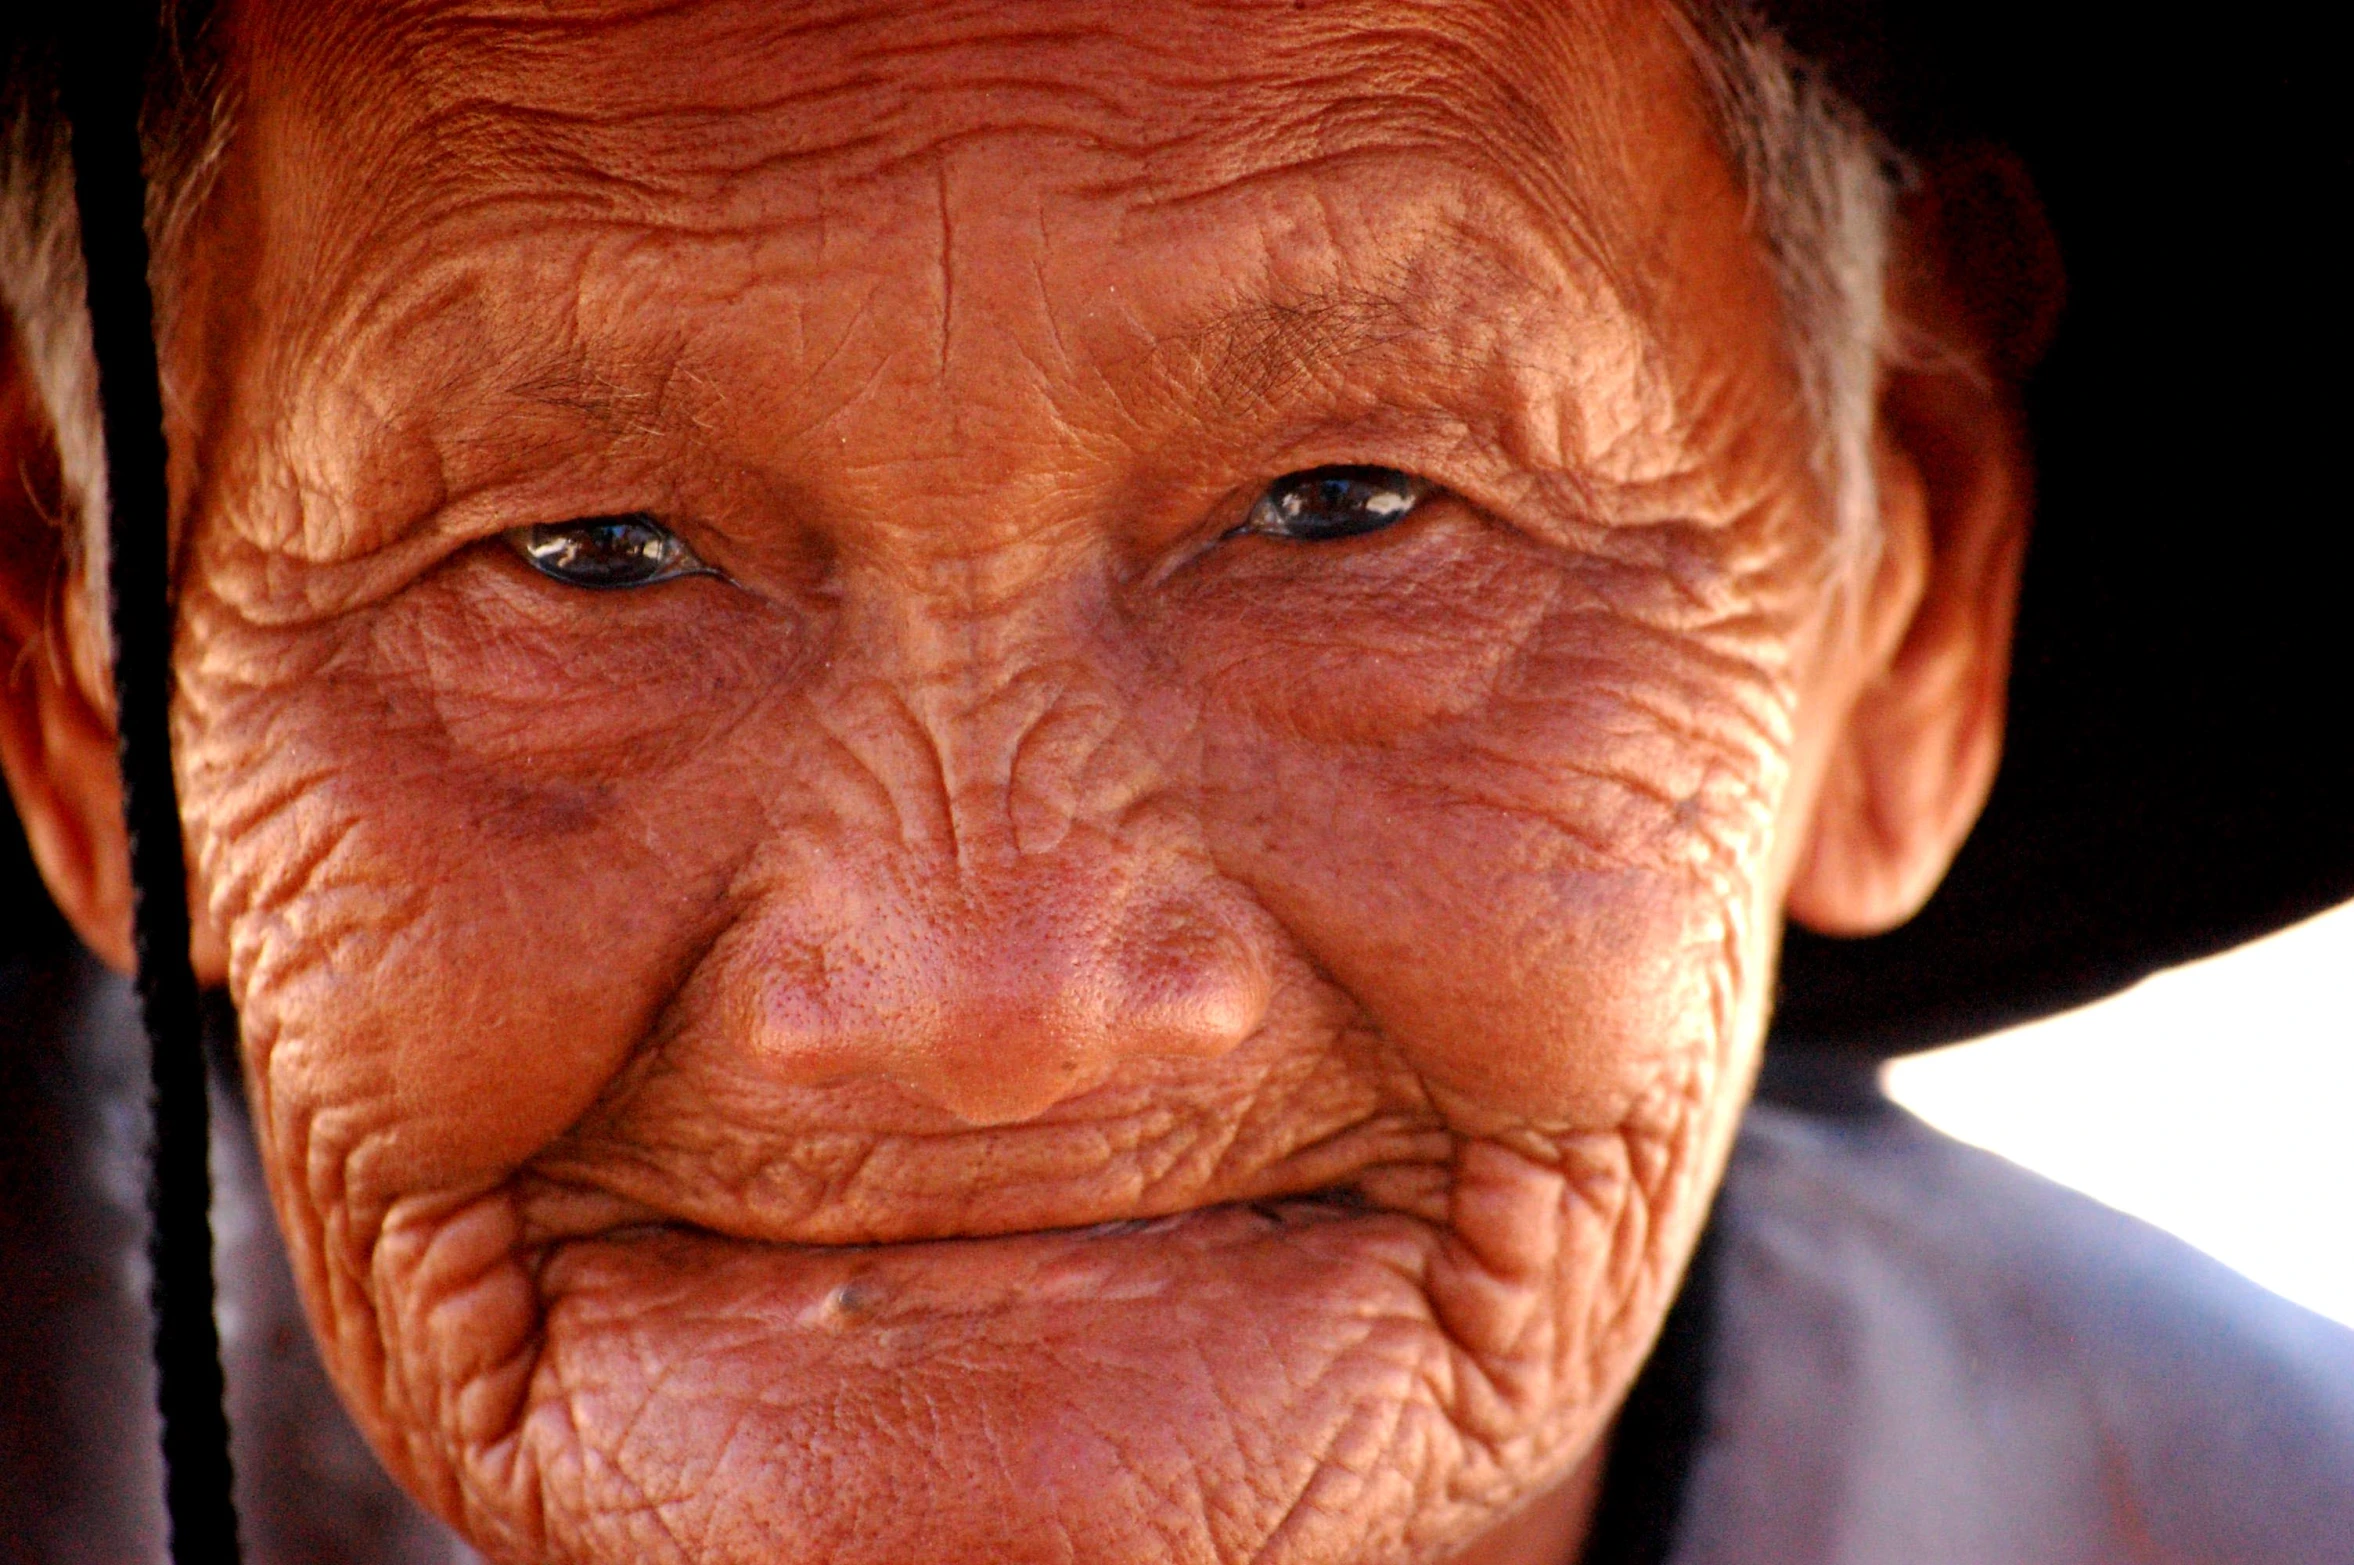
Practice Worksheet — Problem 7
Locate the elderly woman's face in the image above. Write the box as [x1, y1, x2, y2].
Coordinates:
[76, 0, 1965, 1560]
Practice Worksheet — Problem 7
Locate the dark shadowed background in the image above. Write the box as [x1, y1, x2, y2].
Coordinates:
[1760, 1, 2354, 1053]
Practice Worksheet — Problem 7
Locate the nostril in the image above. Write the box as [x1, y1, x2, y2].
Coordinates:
[1112, 903, 1272, 1062]
[736, 847, 1271, 1126]
[895, 898, 1269, 1128]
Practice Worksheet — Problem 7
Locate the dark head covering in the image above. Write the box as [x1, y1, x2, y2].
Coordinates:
[1758, 1, 2354, 1056]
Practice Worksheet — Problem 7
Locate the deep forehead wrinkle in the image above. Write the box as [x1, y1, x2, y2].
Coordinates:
[452, 218, 1638, 456]
[241, 0, 1688, 285]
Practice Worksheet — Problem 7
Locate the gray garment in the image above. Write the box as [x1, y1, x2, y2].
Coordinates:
[1680, 1100, 2354, 1565]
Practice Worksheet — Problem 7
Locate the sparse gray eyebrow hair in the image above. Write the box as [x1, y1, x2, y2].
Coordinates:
[0, 0, 1896, 617]
[1162, 284, 1490, 420]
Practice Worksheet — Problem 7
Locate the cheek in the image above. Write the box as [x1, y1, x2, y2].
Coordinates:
[174, 562, 796, 1225]
[1164, 506, 1551, 741]
[1171, 515, 1797, 1127]
[1213, 777, 1737, 1125]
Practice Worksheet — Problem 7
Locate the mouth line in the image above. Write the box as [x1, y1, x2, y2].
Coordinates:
[568, 1181, 1386, 1257]
[1069, 1182, 1373, 1239]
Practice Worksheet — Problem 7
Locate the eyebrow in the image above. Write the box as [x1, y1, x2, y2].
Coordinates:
[501, 343, 708, 438]
[1170, 285, 1444, 409]
[1160, 231, 1607, 429]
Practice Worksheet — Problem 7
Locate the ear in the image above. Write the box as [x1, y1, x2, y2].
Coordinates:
[1787, 147, 2062, 936]
[0, 321, 136, 971]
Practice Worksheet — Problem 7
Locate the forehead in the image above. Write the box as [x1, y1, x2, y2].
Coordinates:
[200, 0, 1770, 558]
[244, 0, 1697, 216]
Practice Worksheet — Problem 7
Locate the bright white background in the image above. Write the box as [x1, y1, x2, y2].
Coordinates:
[1884, 897, 2354, 1328]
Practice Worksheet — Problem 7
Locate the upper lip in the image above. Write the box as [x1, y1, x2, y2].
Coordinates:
[517, 1087, 1456, 1248]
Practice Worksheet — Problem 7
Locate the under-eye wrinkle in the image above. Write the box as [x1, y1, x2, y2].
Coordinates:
[1237, 466, 1432, 542]
[507, 515, 710, 589]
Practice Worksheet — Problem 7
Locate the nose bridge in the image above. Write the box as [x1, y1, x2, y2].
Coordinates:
[856, 556, 1140, 864]
[742, 570, 1268, 1126]
[940, 637, 1153, 871]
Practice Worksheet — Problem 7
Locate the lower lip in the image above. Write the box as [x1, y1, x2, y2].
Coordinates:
[525, 1203, 1461, 1555]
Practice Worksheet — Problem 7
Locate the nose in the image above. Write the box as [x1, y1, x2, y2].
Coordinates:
[746, 849, 1268, 1126]
[723, 664, 1271, 1127]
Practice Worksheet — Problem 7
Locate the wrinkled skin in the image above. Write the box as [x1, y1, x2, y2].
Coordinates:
[0, 0, 2036, 1560]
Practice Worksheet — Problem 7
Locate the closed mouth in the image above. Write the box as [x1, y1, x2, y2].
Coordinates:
[555, 1180, 1389, 1258]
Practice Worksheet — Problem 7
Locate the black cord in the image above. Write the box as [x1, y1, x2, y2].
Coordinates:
[59, 11, 244, 1563]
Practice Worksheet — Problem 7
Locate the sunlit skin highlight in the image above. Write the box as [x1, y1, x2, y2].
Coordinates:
[0, 0, 2040, 1561]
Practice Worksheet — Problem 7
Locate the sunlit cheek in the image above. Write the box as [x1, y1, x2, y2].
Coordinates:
[1176, 536, 1793, 1129]
[1164, 507, 1568, 742]
[1204, 743, 1749, 1128]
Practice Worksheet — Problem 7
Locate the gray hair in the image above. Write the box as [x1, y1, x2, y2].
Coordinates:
[0, 2, 1897, 605]
[2, 6, 231, 599]
[1680, 0, 1903, 567]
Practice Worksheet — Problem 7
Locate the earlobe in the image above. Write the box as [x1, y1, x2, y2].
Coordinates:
[1785, 151, 2052, 937]
[0, 332, 136, 971]
[1786, 415, 2020, 935]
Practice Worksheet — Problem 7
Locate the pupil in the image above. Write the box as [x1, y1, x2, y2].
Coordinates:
[519, 516, 682, 587]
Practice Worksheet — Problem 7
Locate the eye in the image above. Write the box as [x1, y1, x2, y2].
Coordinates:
[1236, 466, 1432, 543]
[505, 514, 710, 589]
